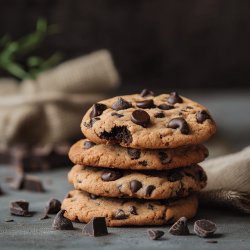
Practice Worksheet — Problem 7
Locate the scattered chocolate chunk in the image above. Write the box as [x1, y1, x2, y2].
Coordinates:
[82, 217, 108, 237]
[158, 104, 174, 110]
[111, 112, 124, 118]
[154, 112, 165, 118]
[52, 210, 74, 230]
[136, 99, 155, 109]
[167, 171, 183, 182]
[89, 193, 99, 199]
[128, 206, 138, 215]
[10, 200, 31, 217]
[159, 151, 171, 164]
[147, 229, 165, 240]
[140, 89, 154, 97]
[147, 203, 154, 210]
[145, 185, 156, 197]
[206, 240, 218, 243]
[40, 214, 50, 220]
[130, 180, 143, 193]
[101, 170, 122, 181]
[22, 176, 45, 192]
[194, 219, 217, 238]
[90, 103, 107, 118]
[113, 209, 128, 219]
[138, 160, 148, 166]
[196, 110, 211, 124]
[5, 219, 14, 222]
[83, 140, 96, 149]
[169, 217, 190, 235]
[167, 92, 183, 104]
[111, 97, 132, 111]
[167, 118, 190, 134]
[131, 110, 150, 127]
[127, 148, 141, 160]
[45, 198, 61, 214]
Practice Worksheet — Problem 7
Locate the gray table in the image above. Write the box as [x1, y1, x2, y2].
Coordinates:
[0, 165, 250, 250]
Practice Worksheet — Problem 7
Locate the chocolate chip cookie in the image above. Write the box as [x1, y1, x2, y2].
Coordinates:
[68, 164, 206, 200]
[69, 139, 208, 170]
[61, 190, 198, 227]
[81, 91, 216, 148]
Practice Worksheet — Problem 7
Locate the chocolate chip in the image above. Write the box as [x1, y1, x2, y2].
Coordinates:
[10, 200, 31, 217]
[45, 198, 61, 214]
[82, 217, 108, 237]
[140, 89, 154, 97]
[147, 229, 165, 240]
[23, 176, 45, 192]
[89, 193, 99, 199]
[158, 151, 171, 164]
[167, 171, 183, 182]
[111, 112, 124, 118]
[5, 219, 14, 222]
[167, 118, 190, 134]
[158, 104, 174, 110]
[147, 203, 154, 210]
[167, 92, 183, 104]
[169, 217, 190, 235]
[145, 185, 156, 197]
[136, 99, 155, 109]
[90, 103, 107, 118]
[52, 210, 74, 230]
[111, 97, 132, 111]
[131, 110, 150, 127]
[206, 240, 218, 244]
[194, 219, 217, 238]
[83, 140, 96, 149]
[138, 160, 148, 166]
[154, 112, 165, 118]
[196, 110, 211, 124]
[128, 206, 138, 215]
[127, 148, 141, 160]
[101, 170, 122, 181]
[130, 180, 142, 193]
[113, 209, 128, 219]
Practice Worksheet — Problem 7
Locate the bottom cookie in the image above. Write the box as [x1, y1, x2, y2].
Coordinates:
[61, 190, 198, 227]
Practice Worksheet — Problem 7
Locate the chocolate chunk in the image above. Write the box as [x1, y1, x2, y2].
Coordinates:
[194, 219, 217, 238]
[89, 193, 99, 199]
[10, 200, 31, 217]
[130, 180, 143, 193]
[128, 206, 138, 215]
[138, 160, 148, 166]
[206, 240, 218, 244]
[154, 112, 165, 118]
[22, 176, 45, 192]
[5, 219, 14, 222]
[82, 217, 108, 237]
[196, 110, 211, 124]
[158, 104, 174, 110]
[90, 103, 107, 118]
[111, 97, 132, 111]
[147, 229, 165, 240]
[52, 210, 74, 230]
[131, 110, 150, 127]
[167, 171, 183, 182]
[100, 126, 132, 145]
[167, 118, 190, 134]
[147, 203, 154, 210]
[45, 198, 61, 214]
[40, 214, 50, 220]
[127, 148, 141, 160]
[101, 170, 122, 181]
[113, 209, 128, 219]
[158, 151, 171, 164]
[136, 99, 155, 109]
[111, 112, 124, 118]
[167, 92, 183, 104]
[83, 140, 96, 149]
[169, 217, 190, 235]
[140, 89, 154, 97]
[145, 185, 156, 197]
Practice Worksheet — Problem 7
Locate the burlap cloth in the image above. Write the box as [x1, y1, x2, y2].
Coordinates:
[0, 50, 120, 149]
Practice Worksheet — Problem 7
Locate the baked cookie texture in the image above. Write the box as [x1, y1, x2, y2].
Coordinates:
[62, 190, 198, 227]
[68, 164, 207, 200]
[81, 93, 216, 149]
[69, 139, 209, 170]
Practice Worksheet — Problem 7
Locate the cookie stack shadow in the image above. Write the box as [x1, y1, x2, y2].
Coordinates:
[62, 90, 216, 227]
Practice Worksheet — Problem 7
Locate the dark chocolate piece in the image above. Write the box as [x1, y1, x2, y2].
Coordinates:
[83, 141, 96, 149]
[158, 104, 174, 110]
[5, 219, 14, 222]
[145, 185, 156, 197]
[130, 180, 143, 193]
[82, 217, 108, 237]
[140, 89, 154, 97]
[167, 92, 183, 104]
[196, 110, 211, 124]
[89, 193, 99, 199]
[147, 203, 154, 210]
[111, 97, 132, 111]
[167, 118, 190, 134]
[147, 229, 165, 240]
[154, 112, 165, 118]
[90, 103, 107, 118]
[101, 170, 122, 181]
[158, 151, 171, 164]
[113, 209, 128, 219]
[111, 112, 124, 118]
[127, 148, 141, 160]
[128, 206, 138, 215]
[169, 217, 190, 235]
[45, 198, 61, 214]
[136, 99, 155, 109]
[10, 200, 31, 217]
[194, 219, 217, 238]
[131, 110, 150, 127]
[52, 210, 74, 230]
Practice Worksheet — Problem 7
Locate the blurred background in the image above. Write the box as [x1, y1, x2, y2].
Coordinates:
[0, 0, 250, 171]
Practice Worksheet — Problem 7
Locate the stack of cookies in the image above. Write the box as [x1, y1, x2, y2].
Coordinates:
[62, 90, 216, 227]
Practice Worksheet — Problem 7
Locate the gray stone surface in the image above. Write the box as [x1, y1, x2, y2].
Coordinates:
[0, 165, 250, 250]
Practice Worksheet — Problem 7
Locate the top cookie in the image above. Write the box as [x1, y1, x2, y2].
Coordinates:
[81, 90, 216, 149]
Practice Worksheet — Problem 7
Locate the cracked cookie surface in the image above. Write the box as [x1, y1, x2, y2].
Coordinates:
[69, 139, 208, 170]
[61, 190, 198, 227]
[81, 91, 216, 148]
[68, 164, 207, 200]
